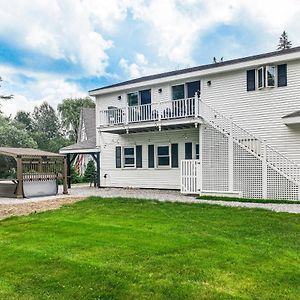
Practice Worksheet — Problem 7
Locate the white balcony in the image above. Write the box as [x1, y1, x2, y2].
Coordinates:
[99, 97, 202, 133]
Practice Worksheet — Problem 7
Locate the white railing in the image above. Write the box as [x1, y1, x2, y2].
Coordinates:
[99, 97, 196, 127]
[199, 100, 300, 184]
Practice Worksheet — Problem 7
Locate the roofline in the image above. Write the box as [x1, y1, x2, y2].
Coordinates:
[89, 47, 300, 96]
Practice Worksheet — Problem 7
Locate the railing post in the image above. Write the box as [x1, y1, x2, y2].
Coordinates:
[158, 100, 161, 122]
[228, 116, 234, 192]
[262, 140, 268, 199]
[125, 103, 129, 125]
[194, 92, 198, 118]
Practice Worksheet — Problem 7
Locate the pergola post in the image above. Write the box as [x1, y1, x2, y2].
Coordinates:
[15, 156, 24, 198]
[96, 152, 100, 188]
[66, 153, 71, 188]
[63, 156, 68, 194]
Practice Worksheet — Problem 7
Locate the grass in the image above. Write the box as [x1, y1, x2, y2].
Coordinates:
[0, 197, 299, 299]
[198, 195, 300, 204]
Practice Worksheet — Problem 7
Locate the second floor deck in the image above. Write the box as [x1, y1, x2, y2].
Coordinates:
[99, 97, 203, 133]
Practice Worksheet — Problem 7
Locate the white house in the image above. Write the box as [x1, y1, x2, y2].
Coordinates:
[85, 47, 300, 200]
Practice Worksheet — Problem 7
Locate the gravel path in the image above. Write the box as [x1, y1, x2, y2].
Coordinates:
[0, 186, 300, 220]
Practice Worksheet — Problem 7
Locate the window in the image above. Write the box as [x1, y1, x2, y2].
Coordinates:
[172, 81, 201, 99]
[139, 89, 151, 105]
[124, 147, 135, 168]
[172, 85, 185, 100]
[128, 90, 151, 106]
[128, 92, 139, 106]
[258, 67, 264, 89]
[171, 144, 178, 168]
[266, 66, 275, 87]
[186, 81, 201, 98]
[195, 144, 200, 160]
[157, 145, 170, 167]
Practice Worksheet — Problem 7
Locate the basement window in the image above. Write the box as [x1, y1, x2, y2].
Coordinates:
[123, 147, 135, 168]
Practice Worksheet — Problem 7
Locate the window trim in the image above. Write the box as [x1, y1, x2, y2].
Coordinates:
[156, 144, 171, 168]
[123, 146, 136, 168]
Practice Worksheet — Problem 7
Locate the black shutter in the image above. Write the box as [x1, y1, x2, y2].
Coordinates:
[171, 143, 178, 168]
[148, 145, 154, 168]
[136, 145, 142, 168]
[185, 142, 193, 159]
[246, 69, 256, 91]
[278, 64, 287, 87]
[115, 146, 121, 168]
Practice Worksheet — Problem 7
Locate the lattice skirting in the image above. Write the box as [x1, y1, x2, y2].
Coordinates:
[202, 123, 299, 200]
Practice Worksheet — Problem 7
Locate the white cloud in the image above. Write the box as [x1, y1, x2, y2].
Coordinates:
[0, 0, 115, 76]
[0, 65, 87, 116]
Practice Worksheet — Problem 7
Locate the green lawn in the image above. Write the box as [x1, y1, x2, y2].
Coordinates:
[0, 198, 299, 299]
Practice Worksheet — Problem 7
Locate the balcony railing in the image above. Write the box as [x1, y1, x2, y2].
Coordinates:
[99, 97, 198, 128]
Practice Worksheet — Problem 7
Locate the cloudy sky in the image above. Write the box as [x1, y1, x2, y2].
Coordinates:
[0, 0, 299, 116]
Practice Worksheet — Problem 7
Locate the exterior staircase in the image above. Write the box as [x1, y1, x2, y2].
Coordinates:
[197, 98, 300, 200]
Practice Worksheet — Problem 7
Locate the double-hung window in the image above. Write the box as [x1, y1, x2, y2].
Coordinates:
[123, 147, 135, 168]
[157, 145, 170, 167]
[172, 85, 185, 100]
[195, 144, 200, 160]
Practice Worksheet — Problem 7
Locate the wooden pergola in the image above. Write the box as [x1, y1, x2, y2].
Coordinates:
[0, 147, 68, 198]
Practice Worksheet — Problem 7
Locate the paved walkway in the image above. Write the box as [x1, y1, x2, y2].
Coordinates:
[0, 185, 300, 214]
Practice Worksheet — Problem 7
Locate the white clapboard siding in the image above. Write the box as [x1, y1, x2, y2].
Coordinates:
[99, 128, 198, 189]
[201, 61, 300, 165]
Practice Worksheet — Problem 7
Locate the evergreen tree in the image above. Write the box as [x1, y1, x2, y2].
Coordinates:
[84, 160, 96, 183]
[277, 31, 292, 50]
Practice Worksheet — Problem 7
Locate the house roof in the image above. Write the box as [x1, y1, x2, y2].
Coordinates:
[80, 108, 96, 140]
[60, 108, 97, 153]
[0, 147, 63, 158]
[282, 110, 300, 118]
[89, 46, 300, 94]
[60, 137, 97, 152]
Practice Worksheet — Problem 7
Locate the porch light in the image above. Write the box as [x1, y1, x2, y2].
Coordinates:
[207, 80, 211, 86]
[158, 88, 162, 93]
[117, 95, 122, 100]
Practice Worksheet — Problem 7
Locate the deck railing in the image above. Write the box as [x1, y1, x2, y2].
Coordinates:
[99, 97, 196, 127]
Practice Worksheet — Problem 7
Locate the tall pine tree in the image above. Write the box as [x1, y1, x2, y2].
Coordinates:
[277, 31, 292, 50]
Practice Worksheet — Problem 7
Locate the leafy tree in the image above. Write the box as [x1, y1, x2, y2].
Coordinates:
[32, 102, 60, 138]
[84, 160, 96, 182]
[57, 97, 95, 142]
[14, 111, 34, 131]
[277, 31, 292, 50]
[0, 116, 37, 148]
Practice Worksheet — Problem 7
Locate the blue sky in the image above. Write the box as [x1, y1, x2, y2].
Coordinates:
[0, 0, 299, 115]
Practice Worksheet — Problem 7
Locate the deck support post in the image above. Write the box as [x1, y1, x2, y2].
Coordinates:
[198, 124, 203, 193]
[228, 117, 234, 192]
[262, 140, 268, 199]
[15, 156, 24, 198]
